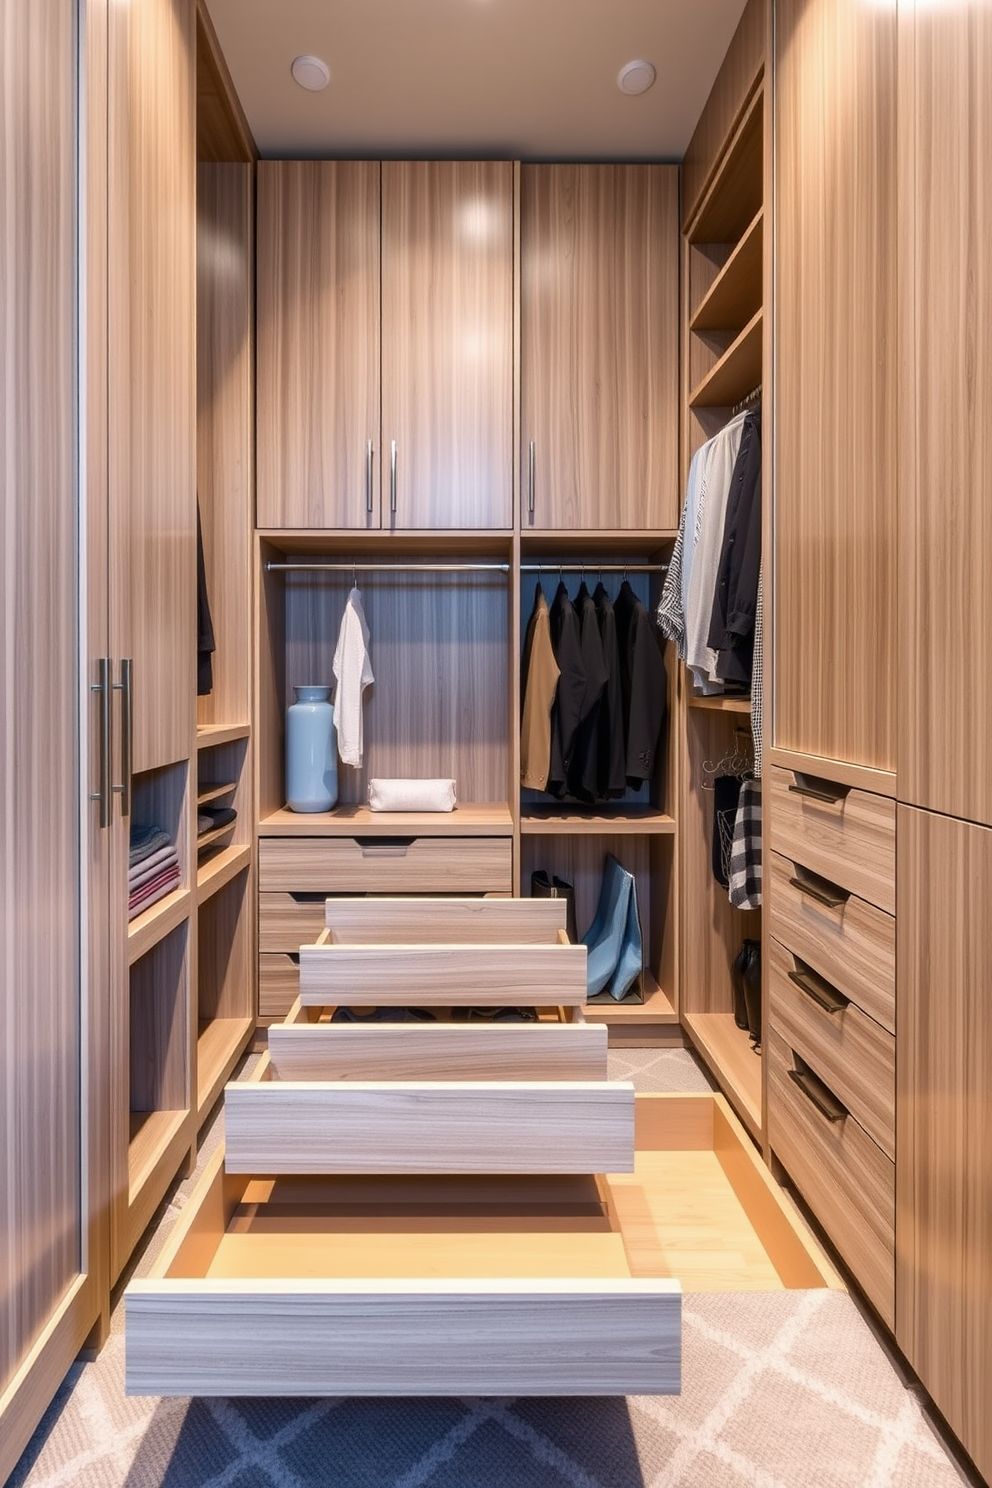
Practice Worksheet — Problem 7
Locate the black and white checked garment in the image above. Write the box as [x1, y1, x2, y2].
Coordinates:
[729, 777, 762, 909]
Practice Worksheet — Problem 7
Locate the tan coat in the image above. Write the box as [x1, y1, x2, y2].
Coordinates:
[520, 586, 560, 790]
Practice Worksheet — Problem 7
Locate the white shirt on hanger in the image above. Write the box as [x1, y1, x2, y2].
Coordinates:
[684, 412, 747, 694]
[332, 586, 374, 768]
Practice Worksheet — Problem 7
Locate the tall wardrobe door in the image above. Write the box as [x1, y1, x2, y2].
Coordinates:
[256, 161, 382, 530]
[108, 0, 196, 774]
[899, 4, 992, 824]
[773, 0, 897, 770]
[897, 807, 992, 1485]
[0, 2, 103, 1477]
[520, 164, 679, 531]
[381, 160, 513, 530]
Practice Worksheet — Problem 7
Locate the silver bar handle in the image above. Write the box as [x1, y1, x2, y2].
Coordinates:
[390, 439, 397, 515]
[89, 657, 112, 829]
[365, 438, 374, 514]
[528, 440, 535, 517]
[112, 658, 133, 819]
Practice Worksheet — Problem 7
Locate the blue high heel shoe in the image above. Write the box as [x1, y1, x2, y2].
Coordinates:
[582, 854, 633, 997]
[606, 878, 643, 1001]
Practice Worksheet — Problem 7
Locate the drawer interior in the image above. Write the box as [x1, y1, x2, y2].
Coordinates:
[155, 1095, 838, 1294]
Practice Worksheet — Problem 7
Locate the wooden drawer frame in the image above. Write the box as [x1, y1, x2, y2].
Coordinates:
[259, 837, 513, 894]
[768, 765, 896, 913]
[125, 1094, 839, 1398]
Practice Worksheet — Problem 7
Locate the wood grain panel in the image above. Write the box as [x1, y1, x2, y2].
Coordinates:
[195, 2, 255, 163]
[897, 807, 992, 1485]
[767, 1030, 894, 1326]
[0, 0, 87, 1430]
[259, 953, 301, 1022]
[899, 6, 992, 827]
[520, 165, 679, 530]
[224, 1074, 635, 1175]
[681, 0, 766, 229]
[773, 0, 897, 771]
[768, 937, 894, 1160]
[298, 942, 587, 1008]
[108, 0, 196, 773]
[767, 852, 894, 1034]
[196, 163, 254, 730]
[381, 161, 513, 530]
[256, 162, 381, 528]
[324, 896, 565, 943]
[282, 568, 510, 804]
[768, 765, 895, 913]
[267, 1020, 608, 1084]
[259, 893, 330, 953]
[260, 835, 512, 894]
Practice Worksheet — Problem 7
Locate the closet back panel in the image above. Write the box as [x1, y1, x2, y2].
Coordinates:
[280, 571, 509, 805]
[681, 0, 766, 231]
[773, 0, 897, 772]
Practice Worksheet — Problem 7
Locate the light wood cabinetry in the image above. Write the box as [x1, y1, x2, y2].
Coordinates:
[382, 160, 513, 530]
[773, 0, 898, 772]
[897, 807, 992, 1486]
[255, 162, 381, 530]
[520, 165, 679, 531]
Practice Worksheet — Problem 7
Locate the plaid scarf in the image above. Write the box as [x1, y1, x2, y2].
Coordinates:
[729, 777, 762, 910]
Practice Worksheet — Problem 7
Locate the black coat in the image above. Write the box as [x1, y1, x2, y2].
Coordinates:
[546, 582, 587, 797]
[565, 582, 610, 802]
[708, 407, 761, 686]
[614, 580, 668, 788]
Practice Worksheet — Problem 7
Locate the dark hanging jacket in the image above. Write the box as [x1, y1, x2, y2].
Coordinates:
[196, 501, 216, 696]
[593, 581, 627, 799]
[546, 582, 587, 797]
[613, 579, 668, 789]
[707, 406, 762, 687]
[565, 582, 610, 802]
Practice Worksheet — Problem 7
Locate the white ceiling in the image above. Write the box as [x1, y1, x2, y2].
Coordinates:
[205, 0, 750, 161]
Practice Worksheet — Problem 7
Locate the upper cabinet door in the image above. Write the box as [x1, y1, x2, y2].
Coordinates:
[520, 165, 679, 531]
[380, 161, 513, 530]
[108, 0, 196, 773]
[898, 4, 992, 823]
[256, 161, 382, 530]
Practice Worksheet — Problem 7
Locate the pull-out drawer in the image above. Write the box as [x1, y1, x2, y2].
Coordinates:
[259, 836, 513, 895]
[268, 997, 607, 1083]
[299, 939, 587, 1008]
[259, 952, 301, 1022]
[769, 851, 895, 1032]
[767, 1028, 894, 1326]
[768, 938, 894, 1160]
[259, 892, 330, 953]
[126, 1094, 838, 1398]
[768, 765, 895, 913]
[224, 1052, 635, 1175]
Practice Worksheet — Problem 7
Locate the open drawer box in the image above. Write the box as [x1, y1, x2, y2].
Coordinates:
[125, 1094, 840, 1398]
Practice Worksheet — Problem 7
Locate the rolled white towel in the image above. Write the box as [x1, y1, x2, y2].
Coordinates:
[368, 778, 456, 813]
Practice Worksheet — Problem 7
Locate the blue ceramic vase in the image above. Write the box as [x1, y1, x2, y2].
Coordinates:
[286, 685, 338, 812]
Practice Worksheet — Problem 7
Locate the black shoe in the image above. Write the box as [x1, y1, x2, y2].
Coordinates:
[531, 869, 578, 942]
[741, 940, 762, 1051]
[730, 944, 750, 1031]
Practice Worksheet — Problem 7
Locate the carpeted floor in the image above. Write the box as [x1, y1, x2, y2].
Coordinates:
[8, 1049, 972, 1488]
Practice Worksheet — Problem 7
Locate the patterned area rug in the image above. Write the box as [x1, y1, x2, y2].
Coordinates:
[8, 1051, 971, 1488]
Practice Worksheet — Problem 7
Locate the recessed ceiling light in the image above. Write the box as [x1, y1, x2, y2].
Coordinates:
[291, 55, 330, 91]
[617, 59, 657, 96]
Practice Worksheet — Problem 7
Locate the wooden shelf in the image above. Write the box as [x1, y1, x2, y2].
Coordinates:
[683, 1012, 762, 1142]
[196, 1015, 254, 1124]
[127, 886, 190, 967]
[521, 809, 675, 836]
[689, 309, 763, 409]
[259, 529, 514, 560]
[128, 1108, 187, 1197]
[687, 695, 752, 715]
[583, 974, 677, 1026]
[519, 529, 678, 553]
[196, 821, 237, 854]
[197, 722, 251, 750]
[689, 84, 764, 244]
[259, 802, 514, 837]
[197, 780, 237, 806]
[691, 209, 763, 333]
[197, 844, 251, 906]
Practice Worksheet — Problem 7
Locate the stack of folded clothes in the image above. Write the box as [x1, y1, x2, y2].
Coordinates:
[197, 805, 237, 840]
[128, 823, 181, 921]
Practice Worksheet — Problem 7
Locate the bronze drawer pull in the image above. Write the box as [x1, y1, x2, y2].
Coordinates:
[787, 867, 850, 909]
[788, 1056, 848, 1123]
[788, 773, 850, 806]
[788, 963, 849, 1014]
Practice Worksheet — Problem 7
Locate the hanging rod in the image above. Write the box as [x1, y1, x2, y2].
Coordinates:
[265, 561, 668, 575]
[731, 383, 762, 418]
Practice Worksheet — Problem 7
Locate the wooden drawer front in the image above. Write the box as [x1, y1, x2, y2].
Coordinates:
[259, 953, 300, 1020]
[769, 765, 895, 913]
[768, 938, 894, 1160]
[268, 1017, 609, 1083]
[299, 942, 587, 1008]
[224, 1071, 635, 1175]
[768, 1029, 894, 1326]
[259, 892, 329, 952]
[259, 836, 513, 895]
[769, 851, 895, 1033]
